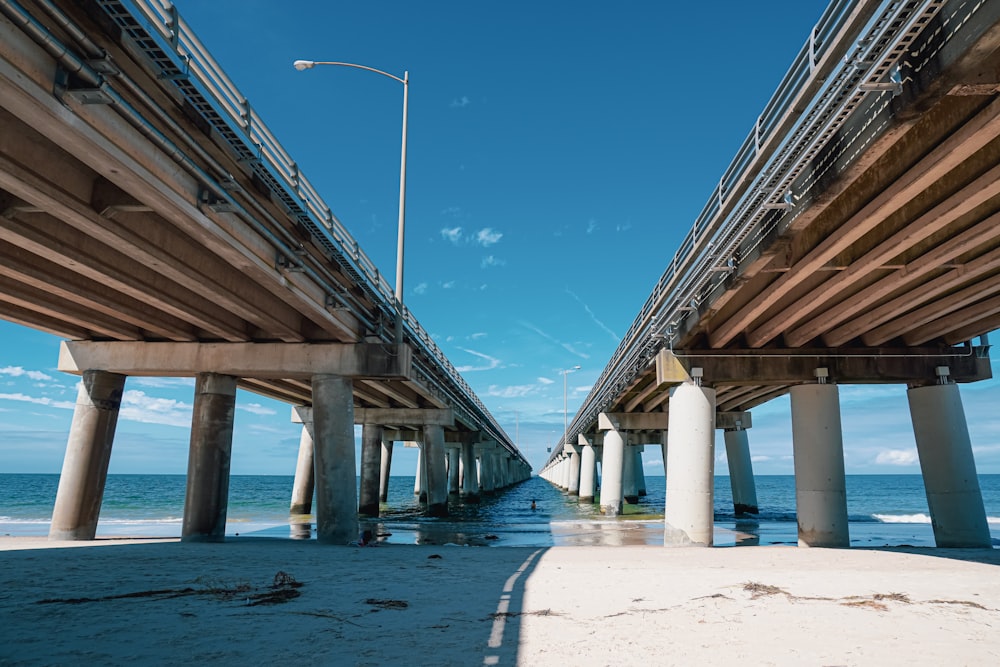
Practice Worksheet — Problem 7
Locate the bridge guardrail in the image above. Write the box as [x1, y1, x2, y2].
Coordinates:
[113, 0, 517, 457]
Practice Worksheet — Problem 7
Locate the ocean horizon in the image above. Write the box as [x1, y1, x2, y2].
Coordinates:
[3, 473, 999, 548]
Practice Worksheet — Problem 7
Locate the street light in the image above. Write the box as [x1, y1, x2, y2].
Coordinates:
[293, 59, 409, 344]
[561, 365, 581, 451]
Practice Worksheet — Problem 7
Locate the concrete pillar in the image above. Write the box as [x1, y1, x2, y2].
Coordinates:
[480, 448, 496, 495]
[664, 381, 716, 547]
[447, 447, 461, 494]
[359, 423, 382, 517]
[290, 409, 315, 516]
[461, 442, 480, 501]
[791, 381, 849, 548]
[181, 373, 238, 542]
[49, 370, 126, 541]
[636, 447, 647, 496]
[724, 427, 759, 515]
[379, 439, 393, 503]
[424, 424, 449, 517]
[567, 449, 581, 496]
[623, 444, 639, 504]
[908, 382, 991, 548]
[601, 427, 625, 516]
[579, 443, 597, 502]
[413, 444, 427, 502]
[312, 374, 357, 545]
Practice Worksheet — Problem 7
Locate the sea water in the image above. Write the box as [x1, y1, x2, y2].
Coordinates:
[2, 474, 998, 547]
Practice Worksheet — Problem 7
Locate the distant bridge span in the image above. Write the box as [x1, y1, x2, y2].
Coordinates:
[543, 0, 1000, 548]
[0, 0, 528, 542]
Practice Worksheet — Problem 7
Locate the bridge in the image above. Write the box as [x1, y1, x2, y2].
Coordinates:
[541, 0, 1000, 549]
[0, 0, 529, 543]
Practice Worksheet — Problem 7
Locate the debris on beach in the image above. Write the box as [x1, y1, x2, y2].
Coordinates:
[365, 598, 408, 610]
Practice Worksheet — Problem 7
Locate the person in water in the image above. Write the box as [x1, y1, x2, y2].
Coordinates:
[530, 500, 537, 510]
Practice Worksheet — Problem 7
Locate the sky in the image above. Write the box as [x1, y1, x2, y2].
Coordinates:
[2, 0, 999, 477]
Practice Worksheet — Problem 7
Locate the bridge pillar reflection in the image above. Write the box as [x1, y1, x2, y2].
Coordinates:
[908, 378, 991, 548]
[312, 374, 358, 545]
[49, 370, 126, 541]
[664, 380, 716, 546]
[790, 376, 849, 548]
[181, 373, 238, 542]
[578, 435, 597, 503]
[359, 423, 383, 517]
[289, 406, 315, 516]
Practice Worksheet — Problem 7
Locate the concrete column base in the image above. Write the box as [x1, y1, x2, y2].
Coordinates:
[600, 428, 624, 517]
[313, 374, 358, 545]
[664, 382, 716, 547]
[724, 428, 759, 516]
[359, 424, 382, 518]
[290, 413, 315, 516]
[424, 424, 449, 517]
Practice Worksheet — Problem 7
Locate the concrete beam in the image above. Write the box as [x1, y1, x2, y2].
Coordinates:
[353, 408, 454, 427]
[717, 411, 752, 430]
[59, 341, 412, 379]
[598, 412, 669, 431]
[655, 348, 991, 385]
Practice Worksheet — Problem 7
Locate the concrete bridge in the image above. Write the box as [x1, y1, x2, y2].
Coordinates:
[541, 0, 1000, 549]
[0, 0, 529, 543]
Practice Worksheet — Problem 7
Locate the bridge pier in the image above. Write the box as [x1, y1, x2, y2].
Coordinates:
[447, 446, 461, 495]
[289, 407, 315, 516]
[790, 378, 849, 548]
[49, 370, 126, 541]
[359, 423, 383, 517]
[312, 374, 358, 545]
[379, 439, 393, 503]
[578, 436, 597, 503]
[461, 441, 480, 502]
[566, 446, 581, 496]
[423, 424, 449, 517]
[635, 447, 647, 497]
[413, 444, 428, 502]
[623, 444, 639, 505]
[723, 426, 758, 515]
[181, 373, 238, 542]
[908, 380, 991, 548]
[599, 424, 625, 516]
[664, 381, 716, 546]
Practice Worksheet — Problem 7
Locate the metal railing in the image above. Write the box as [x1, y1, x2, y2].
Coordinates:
[549, 0, 959, 467]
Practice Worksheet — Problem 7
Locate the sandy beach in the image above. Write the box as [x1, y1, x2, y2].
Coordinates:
[1, 538, 998, 666]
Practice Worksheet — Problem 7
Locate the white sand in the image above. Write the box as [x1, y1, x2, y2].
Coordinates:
[1, 537, 998, 666]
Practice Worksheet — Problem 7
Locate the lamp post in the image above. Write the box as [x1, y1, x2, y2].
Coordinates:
[562, 365, 581, 451]
[293, 59, 409, 344]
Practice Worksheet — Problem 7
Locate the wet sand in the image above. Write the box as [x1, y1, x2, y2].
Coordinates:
[1, 536, 998, 665]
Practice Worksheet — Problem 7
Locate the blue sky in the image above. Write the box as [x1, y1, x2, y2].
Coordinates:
[2, 1, 999, 476]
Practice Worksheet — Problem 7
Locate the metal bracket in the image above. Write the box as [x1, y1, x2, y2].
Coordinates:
[54, 66, 113, 105]
[198, 187, 238, 213]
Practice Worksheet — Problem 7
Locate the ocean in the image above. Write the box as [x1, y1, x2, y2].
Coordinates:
[2, 474, 999, 547]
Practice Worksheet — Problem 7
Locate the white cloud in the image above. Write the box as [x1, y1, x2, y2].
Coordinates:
[118, 390, 192, 428]
[566, 288, 619, 343]
[875, 449, 919, 466]
[481, 255, 506, 268]
[0, 366, 53, 382]
[450, 95, 470, 108]
[240, 403, 276, 416]
[130, 377, 195, 389]
[413, 282, 428, 295]
[0, 392, 74, 410]
[485, 384, 536, 398]
[519, 321, 590, 360]
[442, 281, 456, 289]
[456, 348, 502, 372]
[616, 222, 632, 232]
[586, 219, 598, 234]
[537, 377, 555, 385]
[440, 227, 463, 244]
[475, 227, 503, 246]
[470, 332, 487, 340]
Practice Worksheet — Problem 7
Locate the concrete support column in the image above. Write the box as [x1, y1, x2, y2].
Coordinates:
[724, 427, 759, 515]
[790, 381, 849, 548]
[447, 447, 461, 495]
[424, 424, 449, 516]
[636, 447, 647, 496]
[359, 424, 383, 517]
[49, 370, 126, 541]
[181, 373, 238, 542]
[567, 448, 581, 496]
[312, 374, 357, 545]
[623, 444, 639, 505]
[290, 409, 315, 515]
[379, 439, 393, 503]
[480, 448, 496, 495]
[600, 427, 625, 516]
[579, 443, 597, 502]
[461, 442, 480, 501]
[413, 444, 427, 502]
[664, 381, 716, 547]
[908, 381, 991, 548]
